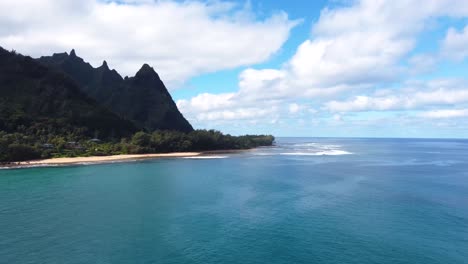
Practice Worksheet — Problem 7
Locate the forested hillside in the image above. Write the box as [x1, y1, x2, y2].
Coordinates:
[0, 48, 274, 162]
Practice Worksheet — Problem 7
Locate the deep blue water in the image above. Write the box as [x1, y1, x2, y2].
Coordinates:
[1, 138, 468, 264]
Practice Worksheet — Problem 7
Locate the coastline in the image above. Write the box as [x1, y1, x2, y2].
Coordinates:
[1, 152, 202, 169]
[0, 149, 253, 169]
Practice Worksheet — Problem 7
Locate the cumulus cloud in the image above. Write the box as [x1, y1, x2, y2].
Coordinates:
[0, 0, 297, 86]
[420, 109, 468, 118]
[325, 82, 468, 112]
[177, 91, 282, 123]
[177, 92, 237, 112]
[251, 0, 468, 96]
[195, 107, 278, 121]
[178, 0, 468, 128]
[442, 26, 468, 60]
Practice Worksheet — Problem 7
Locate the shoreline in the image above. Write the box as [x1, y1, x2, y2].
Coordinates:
[0, 149, 250, 169]
[1, 152, 202, 169]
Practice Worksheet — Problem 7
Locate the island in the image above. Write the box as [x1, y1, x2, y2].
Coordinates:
[0, 47, 274, 164]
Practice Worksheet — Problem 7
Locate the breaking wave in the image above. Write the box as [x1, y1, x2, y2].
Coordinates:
[250, 141, 354, 157]
[183, 155, 228, 159]
[280, 150, 352, 156]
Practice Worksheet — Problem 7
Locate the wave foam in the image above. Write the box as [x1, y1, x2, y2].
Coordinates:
[183, 155, 228, 159]
[0, 164, 61, 170]
[280, 150, 352, 156]
[293, 143, 342, 149]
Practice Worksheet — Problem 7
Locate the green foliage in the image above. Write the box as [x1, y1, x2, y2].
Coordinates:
[124, 130, 275, 154]
[6, 144, 41, 161]
[0, 47, 137, 141]
[0, 129, 274, 162]
[0, 47, 274, 163]
[132, 131, 151, 147]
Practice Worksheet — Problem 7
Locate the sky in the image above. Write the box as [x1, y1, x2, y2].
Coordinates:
[1, 0, 468, 138]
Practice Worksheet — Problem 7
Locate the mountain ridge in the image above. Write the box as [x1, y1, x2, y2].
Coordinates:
[38, 50, 194, 133]
[0, 47, 274, 162]
[0, 47, 137, 140]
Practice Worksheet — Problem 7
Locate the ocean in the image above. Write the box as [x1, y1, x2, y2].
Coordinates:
[1, 138, 467, 264]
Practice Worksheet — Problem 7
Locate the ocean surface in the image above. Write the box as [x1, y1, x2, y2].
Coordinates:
[1, 138, 468, 264]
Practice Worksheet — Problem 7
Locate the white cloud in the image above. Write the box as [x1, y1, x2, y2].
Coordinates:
[177, 0, 468, 130]
[284, 0, 468, 89]
[325, 96, 400, 112]
[239, 69, 285, 93]
[289, 103, 301, 114]
[177, 91, 281, 123]
[333, 114, 343, 122]
[421, 109, 468, 118]
[177, 92, 236, 112]
[286, 34, 408, 88]
[190, 0, 468, 101]
[195, 107, 277, 121]
[285, 0, 461, 89]
[325, 85, 468, 112]
[442, 26, 468, 60]
[0, 0, 297, 86]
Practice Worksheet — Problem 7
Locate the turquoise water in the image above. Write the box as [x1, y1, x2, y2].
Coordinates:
[1, 138, 468, 264]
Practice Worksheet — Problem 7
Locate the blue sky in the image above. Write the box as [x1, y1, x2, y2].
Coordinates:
[174, 0, 330, 99]
[2, 0, 468, 137]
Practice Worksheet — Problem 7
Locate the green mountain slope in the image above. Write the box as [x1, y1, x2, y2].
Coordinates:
[0, 48, 274, 162]
[38, 50, 194, 132]
[0, 47, 137, 140]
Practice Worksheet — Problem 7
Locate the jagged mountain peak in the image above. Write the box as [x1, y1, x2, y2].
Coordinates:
[0, 47, 137, 139]
[37, 51, 194, 133]
[52, 52, 68, 59]
[70, 49, 77, 57]
[100, 60, 109, 70]
[136, 63, 159, 77]
[141, 63, 152, 70]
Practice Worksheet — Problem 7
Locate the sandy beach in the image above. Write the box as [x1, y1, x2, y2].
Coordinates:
[7, 152, 202, 168]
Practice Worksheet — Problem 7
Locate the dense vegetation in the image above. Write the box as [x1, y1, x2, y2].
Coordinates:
[0, 130, 274, 162]
[0, 47, 274, 162]
[0, 48, 137, 139]
[38, 50, 193, 132]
